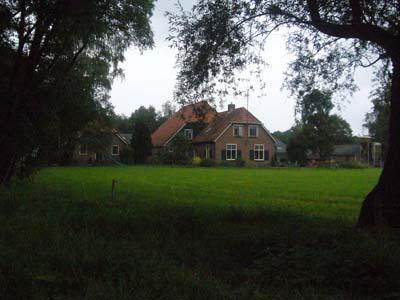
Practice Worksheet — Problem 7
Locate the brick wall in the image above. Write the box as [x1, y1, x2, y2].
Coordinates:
[215, 123, 275, 165]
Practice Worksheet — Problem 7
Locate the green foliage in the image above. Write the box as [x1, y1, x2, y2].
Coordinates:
[131, 120, 152, 164]
[192, 156, 202, 166]
[287, 126, 309, 165]
[272, 129, 293, 144]
[200, 158, 216, 167]
[0, 0, 155, 183]
[2, 166, 399, 299]
[329, 115, 355, 145]
[119, 148, 135, 164]
[301, 90, 332, 159]
[168, 0, 397, 104]
[129, 106, 159, 134]
[296, 89, 353, 160]
[336, 161, 368, 169]
[364, 75, 390, 157]
[220, 158, 246, 167]
[79, 121, 113, 154]
[112, 102, 176, 134]
[161, 134, 194, 165]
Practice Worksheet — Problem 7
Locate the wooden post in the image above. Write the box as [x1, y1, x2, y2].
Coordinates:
[111, 179, 117, 201]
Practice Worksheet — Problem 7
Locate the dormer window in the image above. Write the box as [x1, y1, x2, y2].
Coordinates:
[233, 124, 243, 137]
[184, 128, 193, 140]
[248, 125, 259, 137]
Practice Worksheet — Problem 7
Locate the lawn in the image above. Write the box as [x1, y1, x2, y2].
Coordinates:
[1, 166, 399, 299]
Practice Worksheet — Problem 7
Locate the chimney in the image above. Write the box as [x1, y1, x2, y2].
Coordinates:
[228, 103, 235, 112]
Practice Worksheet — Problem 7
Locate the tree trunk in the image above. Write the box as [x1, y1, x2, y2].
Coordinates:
[357, 59, 400, 227]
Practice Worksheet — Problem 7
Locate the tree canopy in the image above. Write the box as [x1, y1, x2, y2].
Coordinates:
[300, 89, 353, 159]
[0, 0, 155, 183]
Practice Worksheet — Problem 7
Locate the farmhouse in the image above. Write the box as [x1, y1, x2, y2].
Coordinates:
[152, 101, 277, 165]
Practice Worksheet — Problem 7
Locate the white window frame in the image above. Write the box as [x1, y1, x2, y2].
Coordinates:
[111, 145, 120, 156]
[232, 124, 243, 137]
[254, 144, 264, 161]
[184, 128, 193, 140]
[226, 144, 237, 160]
[79, 144, 88, 156]
[248, 125, 259, 137]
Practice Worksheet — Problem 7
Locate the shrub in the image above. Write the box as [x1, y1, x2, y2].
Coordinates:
[156, 151, 191, 165]
[192, 156, 202, 166]
[200, 159, 216, 167]
[120, 148, 135, 164]
[337, 161, 368, 169]
[220, 158, 245, 167]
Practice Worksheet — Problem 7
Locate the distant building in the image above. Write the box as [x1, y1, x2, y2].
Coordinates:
[276, 135, 383, 166]
[332, 136, 382, 166]
[73, 130, 132, 164]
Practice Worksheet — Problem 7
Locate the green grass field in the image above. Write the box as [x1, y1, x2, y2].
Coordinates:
[1, 166, 399, 299]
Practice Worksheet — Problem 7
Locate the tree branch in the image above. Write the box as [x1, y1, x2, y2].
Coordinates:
[306, 0, 397, 56]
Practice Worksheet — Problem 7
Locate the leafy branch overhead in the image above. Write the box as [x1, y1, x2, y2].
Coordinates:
[168, 0, 398, 103]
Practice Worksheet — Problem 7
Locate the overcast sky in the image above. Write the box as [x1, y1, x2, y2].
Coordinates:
[110, 0, 375, 135]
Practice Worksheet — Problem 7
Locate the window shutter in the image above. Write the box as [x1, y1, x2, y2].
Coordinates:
[265, 150, 269, 160]
[221, 150, 226, 160]
[210, 149, 213, 159]
[249, 150, 254, 160]
[237, 150, 242, 159]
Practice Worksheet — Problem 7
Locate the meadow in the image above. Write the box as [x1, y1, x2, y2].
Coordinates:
[1, 166, 399, 299]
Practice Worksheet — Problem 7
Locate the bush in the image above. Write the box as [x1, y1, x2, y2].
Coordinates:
[192, 156, 202, 166]
[155, 151, 191, 165]
[220, 158, 245, 167]
[200, 159, 216, 167]
[337, 161, 368, 169]
[120, 148, 135, 164]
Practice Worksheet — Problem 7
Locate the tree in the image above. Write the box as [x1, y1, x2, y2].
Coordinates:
[129, 106, 156, 163]
[272, 129, 293, 144]
[329, 115, 354, 145]
[79, 121, 113, 157]
[168, 0, 400, 227]
[129, 106, 159, 133]
[286, 126, 309, 165]
[156, 100, 177, 127]
[299, 89, 353, 160]
[364, 75, 391, 158]
[0, 0, 154, 184]
[300, 89, 335, 160]
[111, 114, 131, 133]
[130, 121, 152, 164]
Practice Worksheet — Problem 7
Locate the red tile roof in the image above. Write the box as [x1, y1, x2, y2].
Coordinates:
[193, 107, 261, 143]
[151, 101, 216, 147]
[151, 101, 275, 146]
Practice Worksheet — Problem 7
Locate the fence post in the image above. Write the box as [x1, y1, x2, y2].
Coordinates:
[111, 179, 117, 201]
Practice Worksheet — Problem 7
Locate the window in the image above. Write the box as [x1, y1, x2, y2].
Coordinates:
[226, 144, 237, 160]
[79, 144, 88, 155]
[254, 144, 264, 160]
[184, 128, 193, 140]
[248, 125, 259, 137]
[205, 145, 210, 159]
[111, 145, 119, 156]
[233, 124, 243, 137]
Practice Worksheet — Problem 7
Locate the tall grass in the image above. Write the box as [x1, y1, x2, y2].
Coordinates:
[1, 166, 399, 299]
